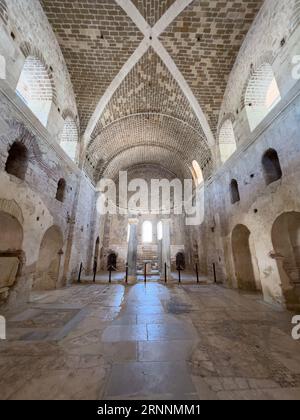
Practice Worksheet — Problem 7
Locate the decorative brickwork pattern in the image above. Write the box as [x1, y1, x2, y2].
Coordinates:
[131, 0, 176, 26]
[40, 0, 143, 133]
[92, 47, 204, 136]
[85, 113, 212, 182]
[160, 0, 264, 134]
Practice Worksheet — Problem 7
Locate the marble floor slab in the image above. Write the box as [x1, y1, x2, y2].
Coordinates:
[0, 282, 300, 400]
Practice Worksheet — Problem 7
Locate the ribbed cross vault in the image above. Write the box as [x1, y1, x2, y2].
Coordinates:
[40, 0, 264, 182]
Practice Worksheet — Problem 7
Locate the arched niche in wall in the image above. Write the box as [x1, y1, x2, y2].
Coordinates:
[0, 210, 23, 301]
[56, 178, 66, 203]
[245, 63, 281, 132]
[16, 55, 53, 127]
[107, 252, 117, 270]
[218, 119, 237, 163]
[59, 116, 79, 162]
[230, 179, 240, 204]
[262, 148, 282, 185]
[33, 225, 64, 291]
[5, 141, 29, 180]
[272, 212, 300, 310]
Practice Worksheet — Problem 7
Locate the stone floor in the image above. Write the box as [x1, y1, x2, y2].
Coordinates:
[0, 282, 300, 400]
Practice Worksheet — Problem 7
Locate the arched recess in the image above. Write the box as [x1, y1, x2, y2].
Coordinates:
[0, 210, 23, 301]
[272, 212, 300, 310]
[5, 141, 29, 180]
[230, 179, 240, 204]
[56, 178, 66, 203]
[33, 226, 64, 291]
[59, 116, 79, 162]
[218, 119, 237, 163]
[245, 63, 281, 132]
[16, 53, 53, 127]
[262, 148, 282, 185]
[232, 224, 259, 291]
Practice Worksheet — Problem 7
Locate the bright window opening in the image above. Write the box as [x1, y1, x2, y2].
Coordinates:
[16, 56, 53, 127]
[157, 221, 163, 241]
[60, 117, 79, 162]
[192, 160, 203, 186]
[142, 221, 153, 243]
[219, 120, 237, 163]
[245, 63, 281, 132]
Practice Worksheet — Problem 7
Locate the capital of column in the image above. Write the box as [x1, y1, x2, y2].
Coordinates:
[128, 218, 139, 225]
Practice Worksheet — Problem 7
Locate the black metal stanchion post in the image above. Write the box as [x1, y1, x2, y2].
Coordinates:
[93, 261, 97, 283]
[144, 263, 147, 284]
[213, 263, 217, 283]
[125, 263, 128, 284]
[78, 262, 83, 284]
[109, 267, 112, 284]
[196, 263, 199, 284]
[164, 263, 167, 284]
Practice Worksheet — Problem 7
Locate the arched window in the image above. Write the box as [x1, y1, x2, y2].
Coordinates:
[157, 221, 163, 241]
[230, 179, 240, 204]
[16, 56, 53, 126]
[60, 117, 79, 162]
[262, 148, 282, 185]
[56, 178, 66, 203]
[245, 63, 281, 132]
[192, 160, 204, 185]
[219, 120, 237, 163]
[5, 141, 28, 180]
[127, 224, 130, 242]
[142, 221, 153, 243]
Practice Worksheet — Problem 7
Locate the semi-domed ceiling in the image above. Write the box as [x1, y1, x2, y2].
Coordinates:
[40, 0, 264, 183]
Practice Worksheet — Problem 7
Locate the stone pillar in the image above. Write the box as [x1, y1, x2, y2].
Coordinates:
[126, 218, 138, 284]
[161, 219, 171, 282]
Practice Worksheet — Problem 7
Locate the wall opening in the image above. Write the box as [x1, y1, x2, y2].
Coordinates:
[262, 148, 282, 185]
[0, 211, 23, 301]
[272, 212, 300, 310]
[33, 226, 63, 291]
[107, 252, 117, 270]
[176, 252, 185, 270]
[5, 142, 28, 180]
[245, 63, 281, 132]
[230, 179, 240, 204]
[16, 56, 53, 127]
[157, 221, 163, 241]
[59, 117, 79, 162]
[219, 120, 237, 163]
[232, 224, 257, 291]
[56, 178, 66, 203]
[142, 221, 153, 243]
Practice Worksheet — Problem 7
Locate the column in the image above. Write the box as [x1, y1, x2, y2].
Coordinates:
[126, 218, 138, 284]
[161, 219, 172, 282]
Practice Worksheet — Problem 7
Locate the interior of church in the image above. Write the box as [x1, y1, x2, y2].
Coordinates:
[0, 0, 300, 401]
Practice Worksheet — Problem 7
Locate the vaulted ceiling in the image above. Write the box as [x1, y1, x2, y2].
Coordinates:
[40, 0, 264, 183]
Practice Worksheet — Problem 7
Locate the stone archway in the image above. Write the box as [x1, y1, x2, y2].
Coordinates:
[0, 210, 24, 301]
[272, 212, 300, 310]
[33, 226, 64, 291]
[232, 224, 257, 291]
